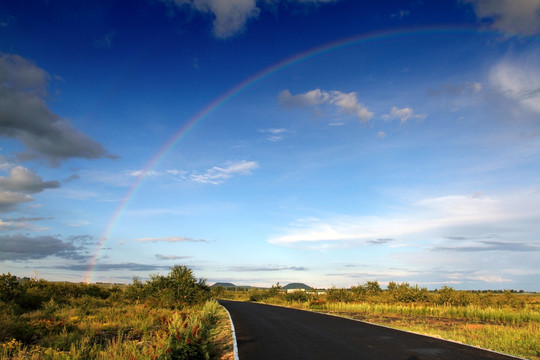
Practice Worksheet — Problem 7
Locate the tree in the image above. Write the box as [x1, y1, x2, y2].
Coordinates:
[147, 265, 210, 306]
[365, 280, 382, 296]
[0, 273, 19, 302]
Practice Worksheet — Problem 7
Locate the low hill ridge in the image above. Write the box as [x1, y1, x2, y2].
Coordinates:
[211, 282, 236, 288]
[282, 282, 312, 290]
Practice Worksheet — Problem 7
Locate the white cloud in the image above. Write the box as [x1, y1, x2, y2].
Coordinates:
[465, 0, 540, 35]
[258, 128, 286, 134]
[279, 88, 374, 122]
[258, 128, 288, 141]
[155, 254, 192, 260]
[137, 236, 208, 243]
[268, 189, 540, 249]
[164, 0, 339, 38]
[490, 57, 540, 114]
[166, 0, 260, 38]
[191, 160, 258, 184]
[377, 131, 386, 138]
[382, 106, 426, 123]
[429, 82, 482, 96]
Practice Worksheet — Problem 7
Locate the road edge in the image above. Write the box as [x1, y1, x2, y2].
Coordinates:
[220, 303, 240, 360]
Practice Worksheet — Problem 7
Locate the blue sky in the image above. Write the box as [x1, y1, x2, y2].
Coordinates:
[1, 0, 539, 290]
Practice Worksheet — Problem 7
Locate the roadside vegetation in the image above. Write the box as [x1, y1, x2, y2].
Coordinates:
[0, 266, 233, 360]
[220, 281, 539, 360]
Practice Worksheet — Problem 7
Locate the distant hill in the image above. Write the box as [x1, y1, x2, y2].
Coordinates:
[211, 282, 237, 288]
[283, 283, 312, 290]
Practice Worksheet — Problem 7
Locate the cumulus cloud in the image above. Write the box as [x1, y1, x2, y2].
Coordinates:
[490, 56, 540, 114]
[279, 89, 374, 122]
[0, 234, 88, 261]
[165, 0, 260, 38]
[0, 165, 59, 212]
[137, 236, 209, 243]
[381, 106, 426, 124]
[0, 191, 33, 212]
[164, 0, 339, 38]
[191, 160, 258, 185]
[0, 166, 59, 193]
[464, 0, 540, 35]
[0, 54, 114, 165]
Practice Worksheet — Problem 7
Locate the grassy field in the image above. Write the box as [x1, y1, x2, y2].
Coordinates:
[0, 268, 234, 360]
[221, 283, 540, 360]
[3, 270, 538, 359]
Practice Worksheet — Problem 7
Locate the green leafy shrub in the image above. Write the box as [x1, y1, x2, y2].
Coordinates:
[284, 290, 308, 303]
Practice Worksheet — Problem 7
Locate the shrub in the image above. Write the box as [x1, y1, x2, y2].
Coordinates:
[284, 290, 308, 303]
[326, 287, 354, 303]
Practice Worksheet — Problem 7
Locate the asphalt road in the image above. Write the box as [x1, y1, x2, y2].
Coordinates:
[219, 300, 521, 360]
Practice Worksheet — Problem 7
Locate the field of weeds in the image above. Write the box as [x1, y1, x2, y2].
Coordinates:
[0, 267, 233, 360]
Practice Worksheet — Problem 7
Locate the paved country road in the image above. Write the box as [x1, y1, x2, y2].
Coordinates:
[219, 300, 522, 360]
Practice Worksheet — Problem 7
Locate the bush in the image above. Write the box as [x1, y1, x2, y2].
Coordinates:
[326, 287, 354, 303]
[146, 265, 211, 307]
[284, 290, 308, 303]
[389, 283, 429, 303]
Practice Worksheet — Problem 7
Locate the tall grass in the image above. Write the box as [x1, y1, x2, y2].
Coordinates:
[0, 269, 232, 360]
[317, 302, 540, 324]
[0, 299, 222, 360]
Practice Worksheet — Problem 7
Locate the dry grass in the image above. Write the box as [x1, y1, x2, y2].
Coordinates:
[211, 305, 235, 360]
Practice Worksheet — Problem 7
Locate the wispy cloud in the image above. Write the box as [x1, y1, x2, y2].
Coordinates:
[428, 82, 482, 96]
[279, 88, 374, 122]
[57, 262, 171, 272]
[228, 265, 308, 272]
[432, 240, 540, 252]
[191, 160, 258, 185]
[258, 128, 287, 142]
[268, 189, 540, 249]
[490, 54, 540, 114]
[0, 234, 89, 261]
[137, 236, 209, 243]
[381, 106, 426, 124]
[155, 254, 192, 260]
[0, 216, 53, 231]
[391, 9, 410, 18]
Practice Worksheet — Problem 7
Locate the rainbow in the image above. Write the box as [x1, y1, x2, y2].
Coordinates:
[84, 25, 482, 282]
